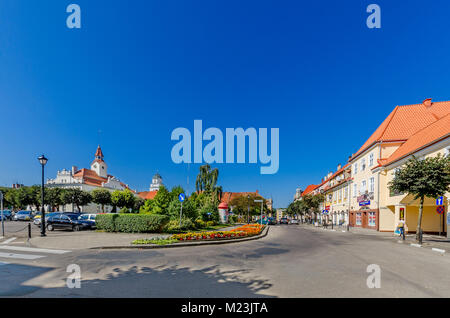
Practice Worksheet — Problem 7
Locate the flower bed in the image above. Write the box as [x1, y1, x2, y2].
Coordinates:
[171, 224, 264, 241]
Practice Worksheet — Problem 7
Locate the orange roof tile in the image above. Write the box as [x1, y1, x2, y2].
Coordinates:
[138, 190, 158, 200]
[220, 191, 262, 204]
[350, 100, 450, 161]
[302, 184, 319, 196]
[381, 114, 450, 167]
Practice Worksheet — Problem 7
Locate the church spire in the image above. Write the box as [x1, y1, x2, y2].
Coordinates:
[95, 145, 104, 161]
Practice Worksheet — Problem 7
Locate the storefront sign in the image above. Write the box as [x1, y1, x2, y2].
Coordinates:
[325, 205, 330, 211]
[359, 200, 370, 206]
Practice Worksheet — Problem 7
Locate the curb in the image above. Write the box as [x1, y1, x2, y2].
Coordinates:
[90, 226, 270, 250]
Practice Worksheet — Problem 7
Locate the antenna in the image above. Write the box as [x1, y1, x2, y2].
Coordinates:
[98, 129, 102, 146]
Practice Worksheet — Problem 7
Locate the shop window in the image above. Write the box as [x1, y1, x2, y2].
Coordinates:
[368, 212, 376, 227]
[356, 213, 362, 225]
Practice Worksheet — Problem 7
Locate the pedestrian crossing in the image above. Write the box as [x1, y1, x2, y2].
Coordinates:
[0, 238, 71, 263]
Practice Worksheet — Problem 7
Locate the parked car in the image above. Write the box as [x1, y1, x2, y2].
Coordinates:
[279, 217, 289, 225]
[33, 212, 60, 226]
[78, 214, 97, 229]
[13, 210, 33, 221]
[46, 213, 90, 231]
[268, 217, 277, 225]
[0, 210, 13, 221]
[290, 219, 300, 225]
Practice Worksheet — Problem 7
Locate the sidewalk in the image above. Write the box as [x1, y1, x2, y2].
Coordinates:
[301, 223, 450, 253]
[28, 224, 244, 250]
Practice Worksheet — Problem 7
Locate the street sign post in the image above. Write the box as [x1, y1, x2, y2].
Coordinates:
[178, 193, 186, 227]
[254, 199, 263, 225]
[0, 191, 4, 237]
[437, 206, 444, 236]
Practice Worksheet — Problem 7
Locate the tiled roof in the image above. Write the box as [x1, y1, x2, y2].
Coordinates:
[138, 190, 158, 200]
[302, 184, 319, 196]
[381, 113, 450, 167]
[350, 100, 450, 161]
[220, 191, 261, 205]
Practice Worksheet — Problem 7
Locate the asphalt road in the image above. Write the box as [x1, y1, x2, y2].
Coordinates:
[1, 224, 450, 297]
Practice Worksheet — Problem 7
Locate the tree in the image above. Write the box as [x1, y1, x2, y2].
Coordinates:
[170, 185, 185, 201]
[91, 189, 112, 213]
[61, 188, 92, 212]
[111, 189, 135, 212]
[229, 193, 267, 221]
[151, 185, 171, 215]
[389, 154, 450, 243]
[43, 187, 64, 211]
[140, 199, 155, 214]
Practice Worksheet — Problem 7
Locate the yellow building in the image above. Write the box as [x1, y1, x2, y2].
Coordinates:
[376, 114, 450, 234]
[322, 164, 351, 226]
[348, 99, 449, 230]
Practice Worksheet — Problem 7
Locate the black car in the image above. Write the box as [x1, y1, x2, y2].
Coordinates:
[46, 213, 90, 231]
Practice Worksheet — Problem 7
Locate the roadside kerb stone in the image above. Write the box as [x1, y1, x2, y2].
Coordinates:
[92, 225, 270, 250]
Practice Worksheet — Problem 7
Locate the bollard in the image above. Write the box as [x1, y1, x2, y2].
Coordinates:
[28, 223, 31, 239]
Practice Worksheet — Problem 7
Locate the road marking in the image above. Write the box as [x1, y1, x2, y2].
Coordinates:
[410, 243, 422, 248]
[1, 237, 17, 245]
[0, 246, 70, 255]
[432, 248, 445, 254]
[0, 252, 45, 260]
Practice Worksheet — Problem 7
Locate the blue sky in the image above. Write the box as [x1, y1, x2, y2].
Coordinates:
[1, 0, 450, 208]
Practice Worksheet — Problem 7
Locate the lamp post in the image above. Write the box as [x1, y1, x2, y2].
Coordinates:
[254, 199, 263, 225]
[38, 155, 48, 237]
[0, 191, 4, 237]
[247, 195, 250, 224]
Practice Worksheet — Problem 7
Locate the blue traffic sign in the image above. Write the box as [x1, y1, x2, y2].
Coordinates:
[178, 193, 186, 202]
[436, 196, 444, 206]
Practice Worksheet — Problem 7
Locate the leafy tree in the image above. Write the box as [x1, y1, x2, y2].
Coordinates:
[229, 193, 267, 222]
[389, 154, 450, 243]
[168, 197, 197, 221]
[111, 189, 135, 212]
[61, 188, 92, 212]
[170, 185, 185, 201]
[140, 199, 155, 214]
[133, 197, 145, 212]
[43, 187, 64, 211]
[91, 189, 112, 213]
[151, 185, 171, 215]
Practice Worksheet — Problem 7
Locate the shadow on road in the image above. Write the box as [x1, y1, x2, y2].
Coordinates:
[23, 264, 276, 298]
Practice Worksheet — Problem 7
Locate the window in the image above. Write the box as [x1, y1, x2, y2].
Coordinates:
[368, 212, 376, 227]
[339, 189, 342, 201]
[360, 180, 367, 194]
[361, 159, 366, 171]
[356, 213, 362, 225]
[354, 163, 358, 175]
[369, 177, 375, 193]
[445, 146, 450, 157]
[369, 153, 374, 166]
[353, 184, 357, 198]
[344, 186, 348, 199]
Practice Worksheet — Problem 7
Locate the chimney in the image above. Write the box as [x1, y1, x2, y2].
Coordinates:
[423, 98, 432, 108]
[337, 164, 342, 171]
[72, 166, 78, 175]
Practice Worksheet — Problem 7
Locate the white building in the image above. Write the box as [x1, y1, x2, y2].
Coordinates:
[149, 173, 163, 192]
[47, 146, 132, 213]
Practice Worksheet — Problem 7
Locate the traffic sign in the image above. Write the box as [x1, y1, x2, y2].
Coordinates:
[436, 196, 444, 206]
[178, 193, 186, 202]
[437, 206, 444, 215]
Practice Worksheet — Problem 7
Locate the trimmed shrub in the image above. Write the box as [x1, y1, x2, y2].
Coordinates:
[163, 218, 196, 233]
[195, 219, 206, 229]
[95, 214, 118, 232]
[96, 213, 169, 233]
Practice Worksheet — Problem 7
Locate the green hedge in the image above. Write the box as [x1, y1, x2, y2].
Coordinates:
[96, 214, 169, 233]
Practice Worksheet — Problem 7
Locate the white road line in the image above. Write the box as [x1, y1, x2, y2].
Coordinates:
[0, 246, 70, 255]
[1, 237, 17, 245]
[410, 243, 422, 248]
[432, 248, 445, 253]
[0, 252, 45, 260]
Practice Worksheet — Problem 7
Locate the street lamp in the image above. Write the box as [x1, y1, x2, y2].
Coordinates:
[38, 155, 48, 237]
[254, 199, 263, 225]
[247, 195, 250, 224]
